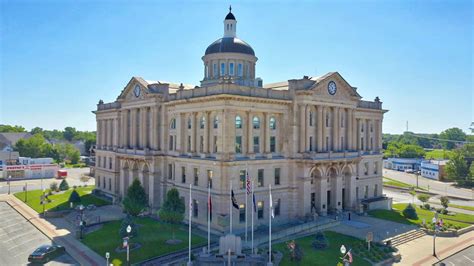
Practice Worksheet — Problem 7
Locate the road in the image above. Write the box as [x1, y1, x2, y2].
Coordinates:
[384, 169, 474, 200]
[434, 245, 474, 266]
[0, 168, 94, 195]
[0, 202, 78, 265]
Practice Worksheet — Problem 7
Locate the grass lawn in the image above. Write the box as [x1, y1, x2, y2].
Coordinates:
[82, 217, 206, 265]
[14, 185, 110, 213]
[274, 231, 393, 266]
[424, 149, 454, 160]
[369, 203, 473, 229]
[449, 204, 474, 212]
[383, 177, 427, 191]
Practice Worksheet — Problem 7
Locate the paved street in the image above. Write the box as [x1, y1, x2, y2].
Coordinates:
[384, 169, 474, 200]
[0, 168, 93, 195]
[0, 202, 77, 265]
[434, 245, 474, 266]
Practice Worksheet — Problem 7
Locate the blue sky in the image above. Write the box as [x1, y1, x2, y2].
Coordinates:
[1, 0, 472, 134]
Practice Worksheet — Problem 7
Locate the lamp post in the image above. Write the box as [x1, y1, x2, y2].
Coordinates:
[432, 215, 439, 257]
[126, 225, 131, 266]
[41, 188, 46, 215]
[105, 252, 110, 266]
[8, 175, 11, 194]
[79, 204, 85, 239]
[415, 171, 419, 188]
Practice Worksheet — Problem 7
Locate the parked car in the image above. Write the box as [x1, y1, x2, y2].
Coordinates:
[28, 244, 65, 263]
[404, 169, 415, 173]
[86, 204, 96, 210]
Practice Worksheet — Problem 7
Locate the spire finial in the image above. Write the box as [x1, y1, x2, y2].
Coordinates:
[229, 5, 232, 13]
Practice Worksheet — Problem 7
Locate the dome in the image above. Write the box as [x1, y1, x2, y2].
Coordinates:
[205, 37, 255, 56]
[225, 12, 236, 20]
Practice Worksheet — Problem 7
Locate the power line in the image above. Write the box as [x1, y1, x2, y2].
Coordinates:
[403, 132, 474, 144]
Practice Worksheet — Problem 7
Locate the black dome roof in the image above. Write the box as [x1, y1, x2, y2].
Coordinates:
[205, 37, 255, 56]
[225, 12, 236, 20]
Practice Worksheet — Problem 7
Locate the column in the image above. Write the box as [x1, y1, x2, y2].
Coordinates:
[247, 111, 252, 154]
[151, 107, 157, 150]
[108, 119, 112, 148]
[334, 107, 340, 151]
[204, 111, 210, 153]
[191, 112, 197, 153]
[346, 167, 357, 210]
[299, 105, 305, 153]
[352, 114, 357, 151]
[159, 106, 165, 151]
[102, 120, 107, 149]
[130, 109, 137, 148]
[347, 109, 353, 151]
[366, 119, 370, 151]
[378, 119, 383, 151]
[305, 106, 310, 152]
[96, 120, 101, 148]
[264, 112, 270, 153]
[301, 178, 312, 215]
[356, 119, 360, 150]
[142, 108, 148, 149]
[113, 118, 119, 148]
[317, 106, 323, 152]
[316, 177, 327, 216]
[321, 107, 327, 152]
[332, 175, 343, 211]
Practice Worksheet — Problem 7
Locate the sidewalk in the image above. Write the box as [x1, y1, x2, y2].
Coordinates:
[0, 194, 106, 266]
[395, 230, 474, 265]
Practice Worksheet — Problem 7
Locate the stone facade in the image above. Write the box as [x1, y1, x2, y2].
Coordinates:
[93, 9, 387, 233]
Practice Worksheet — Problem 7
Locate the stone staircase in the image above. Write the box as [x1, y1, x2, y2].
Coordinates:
[384, 229, 427, 247]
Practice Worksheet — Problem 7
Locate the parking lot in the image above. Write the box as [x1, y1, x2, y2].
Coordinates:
[0, 202, 77, 265]
[434, 245, 474, 266]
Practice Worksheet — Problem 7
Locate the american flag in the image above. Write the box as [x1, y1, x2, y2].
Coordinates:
[246, 170, 251, 195]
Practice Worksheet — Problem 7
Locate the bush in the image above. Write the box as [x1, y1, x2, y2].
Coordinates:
[50, 182, 58, 191]
[440, 196, 449, 210]
[287, 240, 304, 262]
[122, 179, 148, 216]
[423, 203, 431, 210]
[441, 209, 448, 215]
[402, 204, 418, 219]
[311, 231, 328, 250]
[59, 179, 69, 191]
[417, 194, 430, 204]
[68, 189, 81, 204]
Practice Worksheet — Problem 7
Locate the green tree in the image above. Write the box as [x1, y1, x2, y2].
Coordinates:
[30, 127, 44, 135]
[439, 128, 466, 150]
[0, 124, 26, 132]
[68, 190, 81, 205]
[50, 182, 58, 191]
[440, 196, 450, 210]
[402, 203, 418, 219]
[59, 179, 69, 191]
[63, 127, 78, 141]
[122, 179, 148, 216]
[56, 143, 81, 163]
[417, 194, 430, 204]
[14, 134, 52, 158]
[445, 150, 469, 182]
[384, 142, 400, 158]
[158, 188, 185, 239]
[398, 144, 425, 158]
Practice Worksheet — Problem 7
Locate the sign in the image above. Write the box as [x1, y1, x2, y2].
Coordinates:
[123, 239, 128, 248]
[366, 232, 373, 242]
[340, 245, 346, 254]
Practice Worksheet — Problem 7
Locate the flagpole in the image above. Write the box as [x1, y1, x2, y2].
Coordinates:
[208, 182, 211, 254]
[251, 178, 254, 255]
[268, 184, 272, 265]
[245, 165, 248, 244]
[230, 182, 233, 234]
[188, 184, 192, 266]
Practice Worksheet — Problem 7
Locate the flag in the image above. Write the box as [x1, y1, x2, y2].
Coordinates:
[270, 190, 274, 218]
[208, 193, 212, 216]
[246, 170, 251, 195]
[253, 193, 257, 213]
[231, 190, 239, 209]
[347, 251, 353, 263]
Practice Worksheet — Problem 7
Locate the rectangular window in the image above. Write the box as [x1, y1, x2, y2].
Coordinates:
[239, 204, 246, 223]
[229, 63, 234, 76]
[207, 170, 213, 188]
[253, 136, 260, 153]
[361, 138, 364, 150]
[258, 201, 264, 219]
[258, 169, 264, 187]
[364, 162, 369, 175]
[274, 168, 280, 185]
[270, 136, 276, 152]
[235, 136, 242, 153]
[194, 168, 199, 186]
[109, 158, 112, 169]
[168, 164, 173, 180]
[193, 199, 198, 217]
[188, 136, 191, 152]
[169, 136, 174, 150]
[181, 167, 186, 183]
[374, 184, 378, 197]
[326, 136, 329, 151]
[309, 137, 313, 151]
[238, 63, 243, 76]
[341, 137, 344, 150]
[275, 199, 281, 216]
[213, 63, 217, 77]
[240, 170, 246, 189]
[213, 136, 218, 153]
[108, 178, 111, 191]
[365, 185, 369, 198]
[374, 162, 378, 174]
[200, 136, 204, 153]
[221, 63, 225, 76]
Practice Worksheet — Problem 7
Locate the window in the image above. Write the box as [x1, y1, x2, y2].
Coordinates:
[235, 116, 242, 129]
[169, 136, 174, 150]
[326, 114, 329, 127]
[370, 138, 373, 149]
[374, 162, 378, 174]
[221, 63, 225, 76]
[269, 117, 276, 130]
[109, 158, 112, 169]
[374, 184, 378, 197]
[370, 124, 373, 132]
[200, 136, 204, 153]
[309, 137, 313, 151]
[258, 169, 264, 187]
[364, 185, 369, 198]
[187, 136, 191, 152]
[274, 168, 281, 185]
[205, 65, 209, 78]
[170, 118, 176, 129]
[193, 199, 198, 217]
[361, 138, 364, 150]
[238, 63, 243, 76]
[213, 136, 218, 153]
[309, 111, 313, 126]
[239, 204, 246, 223]
[229, 63, 234, 76]
[213, 116, 219, 129]
[188, 117, 192, 129]
[341, 115, 344, 127]
[364, 162, 369, 175]
[253, 116, 260, 129]
[275, 199, 281, 216]
[356, 187, 359, 200]
[361, 124, 364, 132]
[103, 177, 106, 189]
[257, 201, 264, 219]
[235, 136, 242, 153]
[97, 176, 100, 188]
[181, 167, 186, 183]
[168, 164, 173, 180]
[270, 136, 276, 153]
[194, 168, 199, 186]
[253, 136, 260, 153]
[108, 178, 111, 191]
[341, 137, 344, 149]
[213, 63, 217, 77]
[207, 170, 213, 188]
[240, 170, 246, 189]
[200, 116, 206, 129]
[326, 136, 329, 151]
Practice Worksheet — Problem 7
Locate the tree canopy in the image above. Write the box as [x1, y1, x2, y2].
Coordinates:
[122, 179, 148, 216]
[439, 128, 466, 150]
[158, 188, 185, 225]
[0, 124, 26, 133]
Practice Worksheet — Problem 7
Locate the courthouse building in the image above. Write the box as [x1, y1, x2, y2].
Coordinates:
[94, 8, 388, 232]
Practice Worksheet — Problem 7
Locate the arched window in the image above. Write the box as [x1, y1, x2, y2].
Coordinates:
[253, 116, 260, 129]
[188, 117, 192, 129]
[235, 115, 242, 129]
[200, 116, 206, 129]
[170, 118, 176, 129]
[213, 116, 219, 129]
[269, 117, 276, 130]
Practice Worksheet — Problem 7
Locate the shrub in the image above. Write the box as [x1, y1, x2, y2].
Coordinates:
[402, 204, 418, 219]
[68, 189, 81, 204]
[441, 209, 448, 215]
[423, 203, 431, 210]
[50, 182, 58, 191]
[59, 179, 69, 191]
[440, 196, 449, 210]
[287, 240, 304, 262]
[311, 231, 328, 250]
[122, 179, 148, 216]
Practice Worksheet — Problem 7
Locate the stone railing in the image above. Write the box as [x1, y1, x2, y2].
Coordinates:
[358, 100, 382, 110]
[97, 102, 121, 111]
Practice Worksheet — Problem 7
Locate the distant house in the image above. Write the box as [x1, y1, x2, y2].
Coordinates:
[420, 160, 448, 181]
[0, 132, 33, 152]
[49, 139, 87, 156]
[383, 158, 423, 171]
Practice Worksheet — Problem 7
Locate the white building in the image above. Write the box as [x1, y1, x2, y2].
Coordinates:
[420, 160, 447, 180]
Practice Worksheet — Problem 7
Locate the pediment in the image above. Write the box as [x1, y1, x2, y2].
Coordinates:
[310, 72, 361, 102]
[117, 77, 151, 101]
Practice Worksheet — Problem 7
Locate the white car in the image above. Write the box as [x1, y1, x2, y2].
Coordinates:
[404, 169, 415, 173]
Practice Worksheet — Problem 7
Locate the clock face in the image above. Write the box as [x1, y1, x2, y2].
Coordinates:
[328, 81, 337, 95]
[133, 85, 141, 97]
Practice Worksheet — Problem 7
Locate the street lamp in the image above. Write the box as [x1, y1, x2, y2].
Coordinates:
[105, 252, 110, 265]
[126, 225, 132, 266]
[8, 175, 11, 194]
[41, 188, 46, 215]
[415, 171, 419, 188]
[79, 205, 85, 239]
[432, 214, 440, 257]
